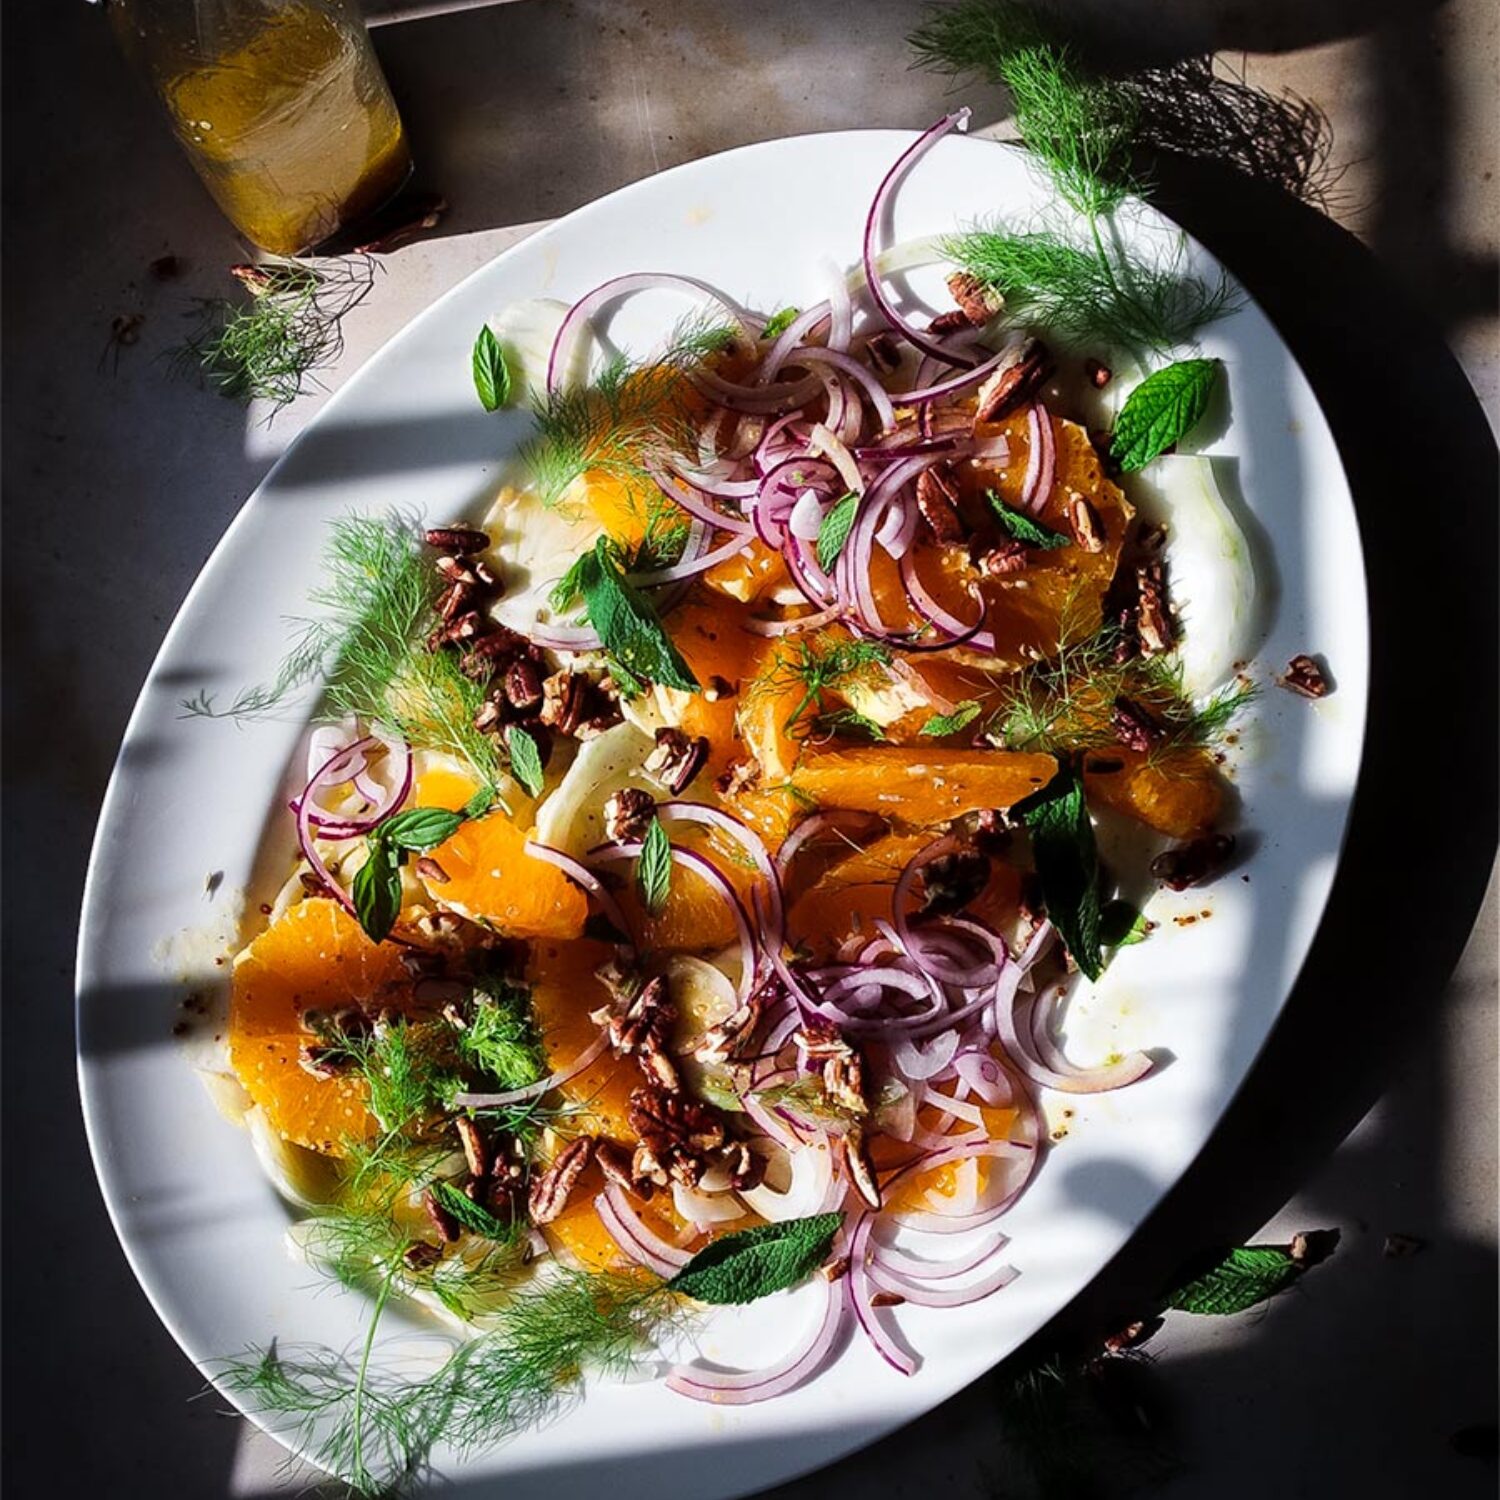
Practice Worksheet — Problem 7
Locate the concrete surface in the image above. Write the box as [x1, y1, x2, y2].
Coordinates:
[2, 1, 1495, 1497]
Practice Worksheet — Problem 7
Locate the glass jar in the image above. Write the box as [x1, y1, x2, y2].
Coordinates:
[104, 0, 412, 255]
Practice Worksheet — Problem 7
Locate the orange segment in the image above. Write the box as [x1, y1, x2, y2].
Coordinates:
[786, 881, 896, 960]
[227, 898, 411, 1153]
[703, 538, 788, 603]
[737, 638, 805, 782]
[670, 597, 759, 778]
[791, 746, 1056, 824]
[421, 811, 587, 938]
[410, 763, 482, 812]
[1084, 746, 1225, 837]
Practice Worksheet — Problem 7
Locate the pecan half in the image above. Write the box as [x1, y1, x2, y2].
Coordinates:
[438, 580, 476, 623]
[402, 1240, 444, 1272]
[1280, 654, 1331, 698]
[1066, 495, 1105, 553]
[1151, 832, 1235, 891]
[504, 658, 544, 713]
[864, 330, 903, 375]
[539, 670, 590, 736]
[473, 698, 504, 735]
[914, 464, 965, 542]
[1135, 561, 1173, 655]
[1111, 696, 1164, 753]
[840, 1130, 882, 1209]
[424, 526, 490, 555]
[722, 1139, 766, 1192]
[458, 628, 526, 679]
[974, 338, 1052, 425]
[643, 726, 710, 795]
[974, 540, 1029, 577]
[528, 1136, 596, 1226]
[603, 787, 657, 843]
[597, 974, 677, 1061]
[945, 271, 1002, 326]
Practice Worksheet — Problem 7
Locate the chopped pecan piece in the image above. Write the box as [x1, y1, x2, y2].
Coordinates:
[597, 974, 677, 1063]
[424, 526, 490, 555]
[871, 1290, 906, 1308]
[721, 1139, 766, 1192]
[945, 271, 1002, 326]
[1066, 495, 1105, 553]
[528, 1136, 596, 1226]
[794, 1019, 867, 1116]
[864, 330, 903, 374]
[472, 698, 504, 735]
[919, 849, 990, 917]
[297, 1043, 354, 1079]
[503, 658, 544, 713]
[629, 1084, 725, 1185]
[974, 540, 1029, 577]
[1135, 561, 1173, 655]
[1280, 654, 1331, 699]
[454, 1116, 490, 1180]
[539, 670, 590, 736]
[413, 855, 450, 885]
[438, 580, 476, 623]
[458, 628, 526, 679]
[914, 464, 965, 542]
[702, 675, 736, 704]
[841, 1131, 882, 1209]
[973, 808, 1014, 855]
[430, 609, 485, 649]
[644, 726, 711, 795]
[821, 1255, 851, 1283]
[575, 702, 623, 740]
[603, 787, 657, 843]
[973, 338, 1052, 425]
[1084, 358, 1113, 389]
[714, 757, 760, 798]
[928, 309, 971, 335]
[595, 1136, 653, 1199]
[695, 985, 765, 1064]
[435, 554, 479, 589]
[1111, 696, 1164, 753]
[1151, 833, 1234, 891]
[423, 1188, 461, 1243]
[402, 1240, 443, 1272]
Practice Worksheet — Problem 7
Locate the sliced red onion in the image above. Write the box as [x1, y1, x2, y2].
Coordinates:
[885, 345, 1011, 406]
[523, 838, 634, 950]
[998, 980, 1155, 1094]
[870, 1229, 1009, 1282]
[759, 302, 832, 383]
[656, 799, 784, 934]
[666, 1273, 845, 1404]
[797, 350, 897, 435]
[1020, 403, 1057, 514]
[884, 1137, 1035, 1234]
[547, 272, 753, 393]
[807, 420, 867, 494]
[743, 605, 844, 638]
[650, 467, 757, 533]
[293, 738, 384, 917]
[774, 809, 885, 877]
[629, 531, 753, 586]
[848, 1211, 918, 1376]
[692, 366, 823, 414]
[891, 1030, 962, 1081]
[899, 553, 995, 653]
[453, 1032, 608, 1108]
[596, 1186, 691, 1278]
[863, 110, 973, 371]
[864, 1256, 1018, 1308]
[788, 489, 829, 541]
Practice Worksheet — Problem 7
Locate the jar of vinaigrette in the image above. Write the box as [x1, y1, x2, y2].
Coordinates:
[103, 0, 412, 255]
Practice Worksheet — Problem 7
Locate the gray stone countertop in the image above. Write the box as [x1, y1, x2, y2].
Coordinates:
[2, 1, 1495, 1496]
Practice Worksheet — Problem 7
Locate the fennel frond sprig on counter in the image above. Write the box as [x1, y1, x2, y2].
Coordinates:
[910, 0, 1237, 357]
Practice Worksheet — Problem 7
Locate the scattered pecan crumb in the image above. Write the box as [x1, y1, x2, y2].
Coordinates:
[1280, 654, 1331, 698]
[1084, 357, 1113, 388]
[414, 855, 450, 885]
[1111, 696, 1164, 752]
[928, 309, 971, 335]
[402, 1240, 443, 1272]
[870, 1290, 906, 1308]
[840, 1130, 882, 1209]
[644, 726, 710, 795]
[715, 758, 760, 798]
[821, 1255, 851, 1283]
[1151, 833, 1234, 890]
[864, 331, 903, 374]
[539, 670, 590, 736]
[424, 526, 490, 555]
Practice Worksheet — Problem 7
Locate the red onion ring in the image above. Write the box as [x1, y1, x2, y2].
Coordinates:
[523, 838, 635, 951]
[847, 1211, 918, 1376]
[864, 1256, 1018, 1308]
[596, 1186, 690, 1277]
[1020, 402, 1057, 514]
[666, 1274, 846, 1404]
[452, 1032, 608, 1108]
[862, 110, 973, 371]
[997, 980, 1155, 1094]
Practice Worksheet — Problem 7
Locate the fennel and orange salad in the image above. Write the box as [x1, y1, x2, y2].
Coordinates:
[186, 42, 1282, 1498]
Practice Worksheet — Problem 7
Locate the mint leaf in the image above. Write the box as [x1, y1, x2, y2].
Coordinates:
[506, 725, 545, 799]
[1099, 898, 1148, 947]
[431, 1180, 517, 1242]
[920, 699, 982, 737]
[463, 785, 498, 820]
[1111, 358, 1219, 473]
[815, 492, 859, 573]
[579, 538, 698, 692]
[666, 1212, 842, 1304]
[987, 491, 1069, 549]
[1019, 765, 1102, 980]
[351, 841, 402, 944]
[377, 807, 464, 853]
[1168, 1244, 1316, 1316]
[472, 325, 511, 412]
[762, 306, 800, 339]
[636, 816, 672, 916]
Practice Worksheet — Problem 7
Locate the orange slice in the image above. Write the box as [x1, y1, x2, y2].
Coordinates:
[227, 898, 411, 1153]
[1084, 746, 1225, 837]
[420, 811, 587, 939]
[791, 746, 1056, 824]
